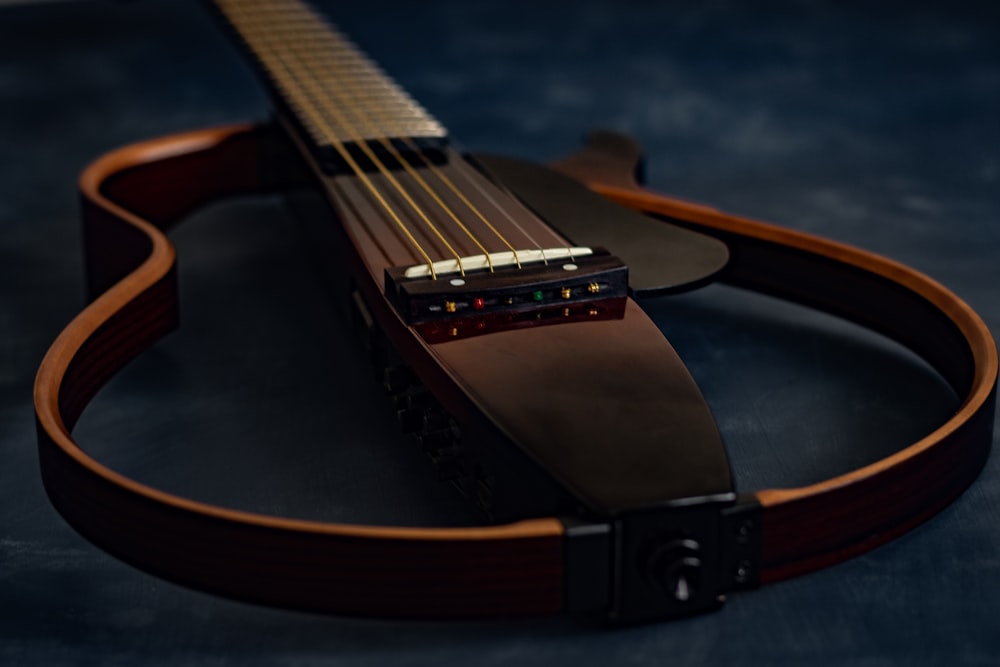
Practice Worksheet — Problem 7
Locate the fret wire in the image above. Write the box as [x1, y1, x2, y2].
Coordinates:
[221, 0, 439, 277]
[228, 5, 441, 143]
[236, 0, 445, 142]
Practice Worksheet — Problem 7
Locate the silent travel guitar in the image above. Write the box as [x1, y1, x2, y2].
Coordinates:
[33, 0, 997, 623]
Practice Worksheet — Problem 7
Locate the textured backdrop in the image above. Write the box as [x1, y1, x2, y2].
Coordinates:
[1, 1, 999, 664]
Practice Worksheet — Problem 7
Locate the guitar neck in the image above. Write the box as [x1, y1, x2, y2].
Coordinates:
[211, 0, 448, 153]
[210, 0, 626, 310]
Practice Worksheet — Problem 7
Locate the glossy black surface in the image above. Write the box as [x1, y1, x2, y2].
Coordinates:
[2, 0, 998, 664]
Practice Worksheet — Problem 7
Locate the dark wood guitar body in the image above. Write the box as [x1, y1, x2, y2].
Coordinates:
[35, 120, 997, 621]
[32, 0, 997, 623]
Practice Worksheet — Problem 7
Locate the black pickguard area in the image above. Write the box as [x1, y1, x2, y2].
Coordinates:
[469, 154, 730, 298]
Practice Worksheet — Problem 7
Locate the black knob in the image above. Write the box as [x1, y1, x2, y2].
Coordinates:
[662, 555, 702, 602]
[643, 538, 702, 603]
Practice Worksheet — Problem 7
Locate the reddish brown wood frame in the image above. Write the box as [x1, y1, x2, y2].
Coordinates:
[34, 123, 997, 619]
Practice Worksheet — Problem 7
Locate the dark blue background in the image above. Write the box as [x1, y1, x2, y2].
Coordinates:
[1, 1, 998, 664]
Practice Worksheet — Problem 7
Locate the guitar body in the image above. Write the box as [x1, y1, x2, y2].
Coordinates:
[36, 118, 996, 620]
[44, 121, 742, 619]
[29, 0, 996, 625]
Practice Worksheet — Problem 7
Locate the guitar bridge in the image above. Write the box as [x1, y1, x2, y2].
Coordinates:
[384, 247, 629, 327]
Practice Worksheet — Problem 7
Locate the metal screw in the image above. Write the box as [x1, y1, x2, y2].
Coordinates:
[736, 519, 754, 543]
[734, 559, 752, 584]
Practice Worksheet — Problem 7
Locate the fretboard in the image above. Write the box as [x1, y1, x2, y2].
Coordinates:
[213, 0, 447, 151]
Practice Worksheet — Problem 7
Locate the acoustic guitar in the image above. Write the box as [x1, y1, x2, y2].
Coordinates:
[33, 0, 997, 623]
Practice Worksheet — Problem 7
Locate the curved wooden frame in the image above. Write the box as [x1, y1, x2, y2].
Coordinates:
[34, 124, 564, 619]
[554, 137, 997, 583]
[34, 123, 996, 618]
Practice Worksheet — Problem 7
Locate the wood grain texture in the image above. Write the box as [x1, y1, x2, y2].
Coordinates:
[554, 146, 997, 583]
[34, 124, 565, 619]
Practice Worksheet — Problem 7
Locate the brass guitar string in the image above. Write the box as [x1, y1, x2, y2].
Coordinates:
[314, 61, 501, 270]
[248, 10, 471, 277]
[305, 20, 572, 263]
[222, 1, 436, 276]
[245, 0, 527, 279]
[281, 53, 472, 278]
[223, 0, 451, 278]
[229, 0, 569, 278]
[314, 23, 571, 264]
[290, 25, 498, 272]
[446, 158, 566, 263]
[314, 25, 528, 269]
[279, 8, 539, 273]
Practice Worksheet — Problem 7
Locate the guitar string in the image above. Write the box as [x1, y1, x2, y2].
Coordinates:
[227, 0, 571, 275]
[402, 147, 535, 268]
[317, 68, 505, 271]
[308, 23, 572, 263]
[256, 15, 471, 277]
[224, 1, 438, 277]
[445, 159, 560, 261]
[311, 27, 528, 270]
[291, 26, 499, 272]
[237, 0, 536, 273]
[311, 29, 554, 261]
[226, 1, 451, 278]
[315, 2, 573, 262]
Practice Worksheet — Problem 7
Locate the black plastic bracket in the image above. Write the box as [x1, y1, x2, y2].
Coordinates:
[563, 495, 762, 624]
[718, 495, 763, 592]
